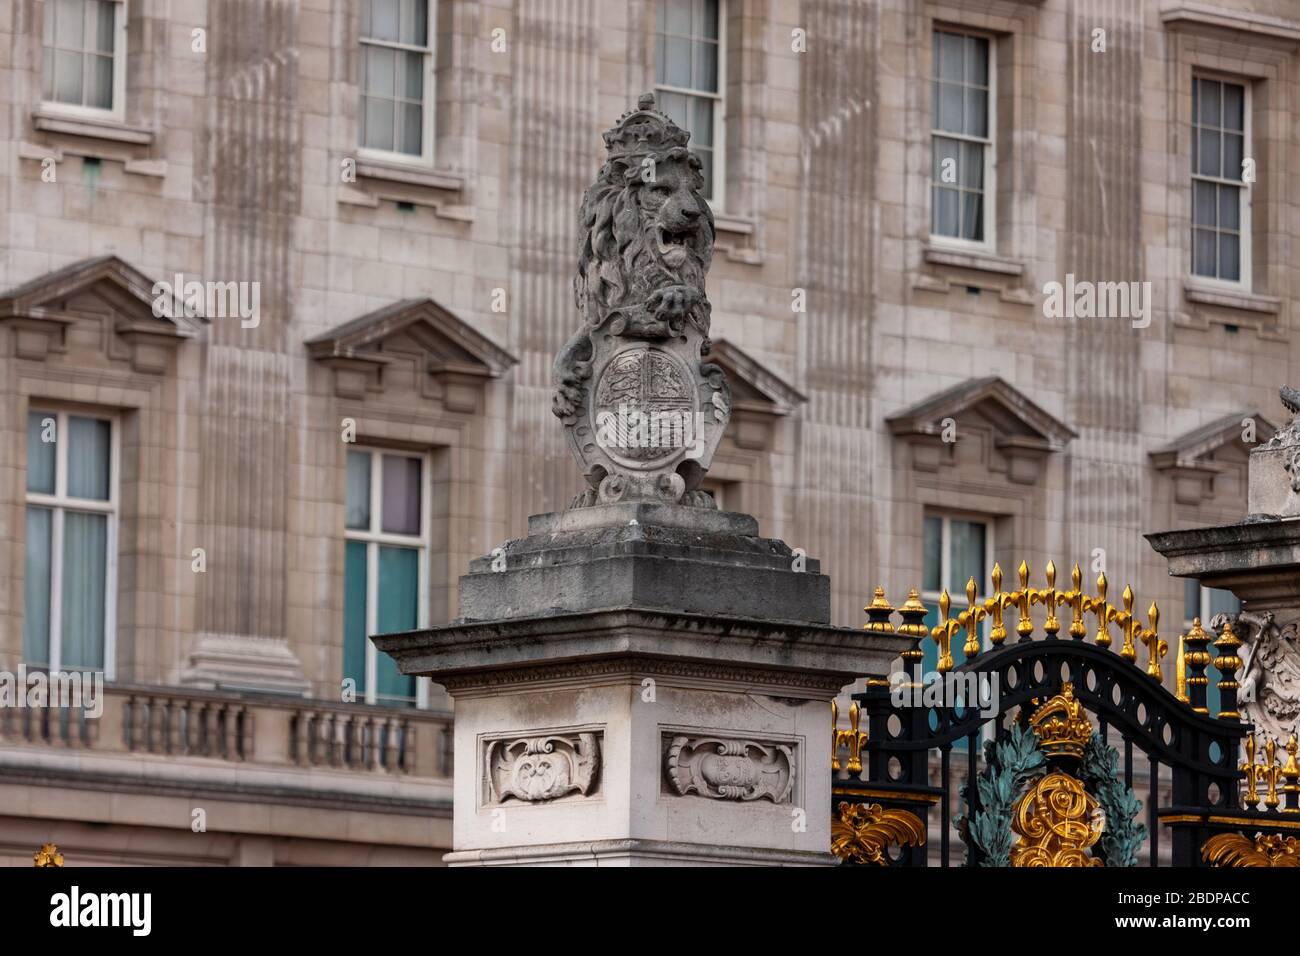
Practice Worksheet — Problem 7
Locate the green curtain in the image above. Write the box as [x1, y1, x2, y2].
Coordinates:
[24, 507, 53, 665]
[375, 546, 418, 703]
[343, 540, 369, 695]
[61, 511, 106, 669]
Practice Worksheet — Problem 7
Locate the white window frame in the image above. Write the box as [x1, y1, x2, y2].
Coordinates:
[929, 26, 997, 254]
[1189, 72, 1252, 291]
[921, 512, 996, 751]
[344, 446, 431, 708]
[40, 0, 128, 123]
[654, 0, 727, 210]
[24, 408, 119, 680]
[357, 0, 437, 168]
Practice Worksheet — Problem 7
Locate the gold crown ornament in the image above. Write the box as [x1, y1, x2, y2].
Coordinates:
[1027, 682, 1094, 760]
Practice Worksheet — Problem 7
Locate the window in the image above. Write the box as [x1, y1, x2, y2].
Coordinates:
[1183, 580, 1240, 718]
[344, 448, 428, 706]
[1191, 76, 1250, 284]
[921, 515, 991, 673]
[931, 29, 993, 246]
[41, 0, 125, 117]
[655, 0, 723, 204]
[359, 0, 433, 163]
[24, 410, 116, 674]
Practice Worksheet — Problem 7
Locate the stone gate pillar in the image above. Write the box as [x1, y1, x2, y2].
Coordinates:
[373, 94, 905, 865]
[1147, 387, 1300, 742]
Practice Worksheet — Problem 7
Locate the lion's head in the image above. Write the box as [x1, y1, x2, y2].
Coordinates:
[574, 143, 714, 328]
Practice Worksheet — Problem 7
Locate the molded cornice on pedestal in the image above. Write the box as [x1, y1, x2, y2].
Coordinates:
[707, 339, 806, 451]
[1150, 410, 1276, 505]
[0, 255, 199, 372]
[886, 376, 1075, 483]
[305, 297, 517, 407]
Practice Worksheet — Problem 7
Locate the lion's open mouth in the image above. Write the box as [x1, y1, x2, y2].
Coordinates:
[657, 226, 694, 264]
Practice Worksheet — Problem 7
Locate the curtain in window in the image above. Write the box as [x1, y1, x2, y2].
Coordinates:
[67, 415, 110, 500]
[343, 540, 369, 694]
[24, 507, 53, 666]
[27, 413, 56, 494]
[61, 511, 106, 669]
[375, 546, 418, 702]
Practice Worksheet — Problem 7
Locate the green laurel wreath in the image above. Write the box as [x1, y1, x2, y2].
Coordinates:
[958, 726, 1146, 867]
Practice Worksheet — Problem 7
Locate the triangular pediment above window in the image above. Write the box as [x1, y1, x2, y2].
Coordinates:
[305, 297, 517, 409]
[886, 376, 1076, 483]
[707, 339, 805, 451]
[1150, 410, 1276, 505]
[0, 255, 199, 372]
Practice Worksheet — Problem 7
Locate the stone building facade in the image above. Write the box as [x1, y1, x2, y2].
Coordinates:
[1, 0, 1298, 864]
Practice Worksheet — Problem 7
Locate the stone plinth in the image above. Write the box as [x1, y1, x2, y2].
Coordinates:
[375, 505, 906, 866]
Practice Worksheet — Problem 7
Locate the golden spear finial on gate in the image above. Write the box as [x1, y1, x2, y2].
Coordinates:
[1059, 563, 1087, 640]
[1009, 560, 1034, 641]
[1140, 602, 1167, 681]
[959, 577, 986, 660]
[984, 562, 1009, 645]
[832, 699, 868, 775]
[931, 590, 960, 672]
[1110, 585, 1139, 662]
[1241, 734, 1262, 809]
[1031, 561, 1061, 637]
[1084, 572, 1111, 647]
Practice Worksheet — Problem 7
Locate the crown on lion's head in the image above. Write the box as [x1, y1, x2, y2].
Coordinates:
[574, 92, 714, 318]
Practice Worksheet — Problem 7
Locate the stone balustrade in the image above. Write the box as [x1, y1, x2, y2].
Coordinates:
[0, 683, 452, 780]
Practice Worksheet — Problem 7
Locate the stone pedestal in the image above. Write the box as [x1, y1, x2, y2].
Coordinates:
[1146, 404, 1300, 742]
[375, 503, 906, 866]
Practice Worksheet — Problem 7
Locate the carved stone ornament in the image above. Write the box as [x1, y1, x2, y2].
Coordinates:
[484, 732, 600, 804]
[553, 93, 730, 508]
[1216, 610, 1300, 741]
[664, 736, 795, 804]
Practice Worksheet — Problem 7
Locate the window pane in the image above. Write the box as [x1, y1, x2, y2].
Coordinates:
[44, 0, 55, 44]
[363, 96, 394, 151]
[1218, 184, 1239, 231]
[948, 520, 986, 592]
[1223, 133, 1243, 181]
[368, 0, 399, 41]
[381, 454, 421, 534]
[42, 50, 55, 100]
[1192, 179, 1216, 226]
[922, 516, 942, 592]
[965, 35, 988, 86]
[936, 82, 964, 133]
[401, 49, 423, 99]
[932, 184, 960, 237]
[961, 141, 984, 189]
[1218, 233, 1240, 281]
[55, 0, 84, 49]
[932, 135, 959, 183]
[27, 412, 56, 494]
[24, 507, 53, 666]
[696, 0, 719, 40]
[1197, 129, 1220, 177]
[400, 102, 422, 154]
[55, 49, 82, 103]
[405, 0, 428, 46]
[343, 540, 368, 693]
[962, 191, 984, 241]
[67, 416, 110, 500]
[345, 450, 371, 530]
[663, 36, 691, 87]
[94, 0, 115, 53]
[937, 31, 964, 82]
[1207, 588, 1240, 618]
[365, 45, 395, 97]
[87, 53, 113, 109]
[1192, 228, 1217, 277]
[1183, 578, 1200, 623]
[1222, 82, 1244, 132]
[62, 510, 107, 669]
[665, 0, 691, 35]
[693, 39, 718, 92]
[376, 546, 418, 702]
[689, 94, 713, 147]
[966, 87, 987, 138]
[1198, 78, 1220, 127]
[658, 90, 687, 130]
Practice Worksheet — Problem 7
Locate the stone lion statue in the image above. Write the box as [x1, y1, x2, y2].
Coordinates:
[553, 93, 719, 422]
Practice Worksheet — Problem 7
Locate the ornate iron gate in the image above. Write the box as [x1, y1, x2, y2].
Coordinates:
[831, 562, 1300, 866]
